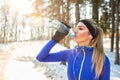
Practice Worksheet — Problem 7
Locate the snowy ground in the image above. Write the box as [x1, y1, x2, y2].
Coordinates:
[104, 39, 120, 80]
[1, 38, 120, 80]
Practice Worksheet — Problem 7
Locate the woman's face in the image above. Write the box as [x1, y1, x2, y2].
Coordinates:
[73, 22, 92, 45]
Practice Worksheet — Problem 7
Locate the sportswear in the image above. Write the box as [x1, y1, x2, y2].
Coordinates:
[36, 39, 110, 80]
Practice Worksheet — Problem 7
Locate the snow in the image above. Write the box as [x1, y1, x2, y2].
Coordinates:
[5, 60, 48, 80]
[104, 39, 120, 80]
[2, 38, 120, 80]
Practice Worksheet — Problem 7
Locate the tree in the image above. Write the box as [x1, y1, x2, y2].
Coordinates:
[115, 0, 119, 64]
[91, 0, 104, 23]
[1, 4, 9, 43]
[29, 0, 46, 39]
[75, 0, 82, 25]
[14, 12, 18, 41]
[99, 1, 110, 37]
[110, 0, 115, 52]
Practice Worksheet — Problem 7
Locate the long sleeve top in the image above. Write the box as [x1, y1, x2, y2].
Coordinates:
[36, 39, 110, 80]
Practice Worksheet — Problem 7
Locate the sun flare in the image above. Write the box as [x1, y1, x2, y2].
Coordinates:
[9, 0, 32, 15]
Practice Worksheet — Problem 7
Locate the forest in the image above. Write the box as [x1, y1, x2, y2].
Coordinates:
[0, 0, 120, 64]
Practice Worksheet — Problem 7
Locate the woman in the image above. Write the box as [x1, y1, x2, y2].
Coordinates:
[36, 19, 110, 80]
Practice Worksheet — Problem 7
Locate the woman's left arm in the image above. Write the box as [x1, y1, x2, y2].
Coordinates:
[99, 56, 110, 80]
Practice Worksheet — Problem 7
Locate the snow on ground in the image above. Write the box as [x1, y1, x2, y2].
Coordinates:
[5, 60, 48, 80]
[4, 40, 67, 80]
[4, 41, 49, 80]
[3, 38, 120, 80]
[104, 39, 120, 80]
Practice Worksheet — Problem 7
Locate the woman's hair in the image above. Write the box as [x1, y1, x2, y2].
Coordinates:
[87, 19, 105, 78]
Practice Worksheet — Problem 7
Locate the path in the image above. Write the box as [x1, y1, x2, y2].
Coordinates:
[0, 45, 12, 80]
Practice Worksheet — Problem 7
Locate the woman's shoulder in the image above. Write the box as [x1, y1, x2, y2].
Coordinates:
[104, 55, 110, 66]
[62, 48, 77, 57]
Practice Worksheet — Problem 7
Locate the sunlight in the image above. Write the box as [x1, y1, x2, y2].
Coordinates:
[9, 0, 33, 15]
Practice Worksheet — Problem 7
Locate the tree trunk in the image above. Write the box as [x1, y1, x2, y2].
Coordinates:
[61, 0, 65, 22]
[66, 0, 70, 24]
[115, 0, 119, 64]
[110, 0, 115, 52]
[92, 0, 99, 23]
[75, 0, 80, 26]
[56, 0, 61, 21]
[3, 15, 7, 43]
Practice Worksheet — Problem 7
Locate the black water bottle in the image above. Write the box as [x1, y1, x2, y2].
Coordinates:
[49, 20, 76, 38]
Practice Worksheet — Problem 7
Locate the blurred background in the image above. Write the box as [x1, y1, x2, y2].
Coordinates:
[0, 0, 120, 80]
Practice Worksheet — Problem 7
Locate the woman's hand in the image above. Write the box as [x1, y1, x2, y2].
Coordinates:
[52, 22, 71, 43]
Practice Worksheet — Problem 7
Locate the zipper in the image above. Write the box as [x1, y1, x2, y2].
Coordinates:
[78, 48, 86, 80]
[73, 47, 86, 80]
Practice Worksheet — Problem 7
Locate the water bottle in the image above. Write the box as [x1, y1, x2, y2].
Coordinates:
[49, 20, 76, 38]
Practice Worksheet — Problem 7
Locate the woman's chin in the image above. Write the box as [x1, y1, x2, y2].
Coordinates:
[73, 38, 78, 43]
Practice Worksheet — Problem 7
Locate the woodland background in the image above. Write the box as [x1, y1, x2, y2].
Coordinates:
[0, 0, 120, 64]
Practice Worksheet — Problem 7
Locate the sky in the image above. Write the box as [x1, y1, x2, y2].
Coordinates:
[0, 0, 33, 15]
[0, 0, 92, 18]
[0, 0, 4, 6]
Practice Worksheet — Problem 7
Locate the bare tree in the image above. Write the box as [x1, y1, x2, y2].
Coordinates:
[13, 12, 19, 41]
[1, 4, 9, 43]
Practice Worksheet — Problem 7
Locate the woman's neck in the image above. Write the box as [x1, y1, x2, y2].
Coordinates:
[78, 40, 91, 47]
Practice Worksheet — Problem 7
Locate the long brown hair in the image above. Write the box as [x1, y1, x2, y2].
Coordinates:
[89, 19, 105, 77]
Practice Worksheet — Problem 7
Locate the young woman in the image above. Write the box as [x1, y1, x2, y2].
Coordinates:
[36, 19, 110, 80]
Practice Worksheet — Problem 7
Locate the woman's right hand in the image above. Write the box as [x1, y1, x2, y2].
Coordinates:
[52, 22, 71, 43]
